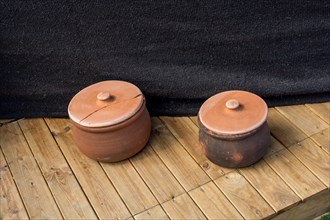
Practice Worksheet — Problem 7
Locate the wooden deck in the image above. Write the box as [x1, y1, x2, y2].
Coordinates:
[0, 103, 329, 219]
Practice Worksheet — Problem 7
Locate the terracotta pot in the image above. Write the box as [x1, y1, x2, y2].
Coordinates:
[198, 90, 270, 168]
[68, 80, 151, 162]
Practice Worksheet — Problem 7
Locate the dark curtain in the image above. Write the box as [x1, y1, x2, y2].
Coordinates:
[1, 0, 329, 117]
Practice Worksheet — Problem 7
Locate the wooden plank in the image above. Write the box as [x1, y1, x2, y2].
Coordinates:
[265, 136, 285, 157]
[0, 122, 63, 219]
[160, 116, 232, 179]
[18, 119, 97, 219]
[311, 128, 330, 154]
[190, 116, 198, 126]
[159, 117, 202, 162]
[162, 193, 207, 219]
[45, 118, 131, 219]
[314, 212, 330, 220]
[276, 105, 328, 136]
[1, 102, 328, 220]
[288, 138, 330, 188]
[0, 149, 29, 220]
[214, 171, 275, 219]
[0, 119, 14, 124]
[149, 118, 210, 191]
[268, 108, 308, 147]
[240, 159, 300, 212]
[273, 189, 330, 219]
[189, 181, 243, 219]
[101, 160, 158, 215]
[130, 145, 185, 203]
[306, 102, 330, 124]
[134, 205, 169, 220]
[265, 148, 326, 200]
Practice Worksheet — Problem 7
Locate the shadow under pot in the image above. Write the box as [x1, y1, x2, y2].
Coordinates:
[68, 80, 151, 162]
[198, 90, 270, 168]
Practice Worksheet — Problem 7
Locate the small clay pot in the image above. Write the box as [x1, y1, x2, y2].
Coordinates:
[68, 80, 151, 162]
[198, 90, 270, 168]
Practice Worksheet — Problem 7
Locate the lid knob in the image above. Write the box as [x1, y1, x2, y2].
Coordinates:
[97, 92, 111, 101]
[226, 99, 240, 110]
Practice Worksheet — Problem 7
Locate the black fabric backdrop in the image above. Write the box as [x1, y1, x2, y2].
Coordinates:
[1, 0, 329, 118]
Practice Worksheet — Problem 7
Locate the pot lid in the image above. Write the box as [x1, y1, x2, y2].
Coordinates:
[198, 90, 268, 135]
[68, 80, 144, 128]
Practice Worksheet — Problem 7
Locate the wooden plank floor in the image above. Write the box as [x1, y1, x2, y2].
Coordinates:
[1, 103, 329, 219]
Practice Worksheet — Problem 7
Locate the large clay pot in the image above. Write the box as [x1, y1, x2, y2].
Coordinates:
[68, 80, 151, 162]
[198, 90, 270, 168]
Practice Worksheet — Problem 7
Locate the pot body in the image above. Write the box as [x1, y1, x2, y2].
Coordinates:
[199, 118, 270, 168]
[71, 102, 151, 162]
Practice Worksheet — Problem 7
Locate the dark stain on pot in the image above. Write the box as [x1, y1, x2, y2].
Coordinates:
[198, 90, 270, 168]
[231, 152, 243, 163]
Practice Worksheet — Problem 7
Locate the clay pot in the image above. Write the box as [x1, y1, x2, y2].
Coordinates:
[198, 90, 270, 168]
[68, 80, 151, 162]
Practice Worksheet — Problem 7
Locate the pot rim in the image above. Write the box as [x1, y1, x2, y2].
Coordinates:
[70, 100, 147, 133]
[68, 80, 144, 128]
[198, 117, 268, 140]
[198, 90, 268, 135]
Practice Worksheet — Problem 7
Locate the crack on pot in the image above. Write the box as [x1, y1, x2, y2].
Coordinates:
[79, 93, 143, 124]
